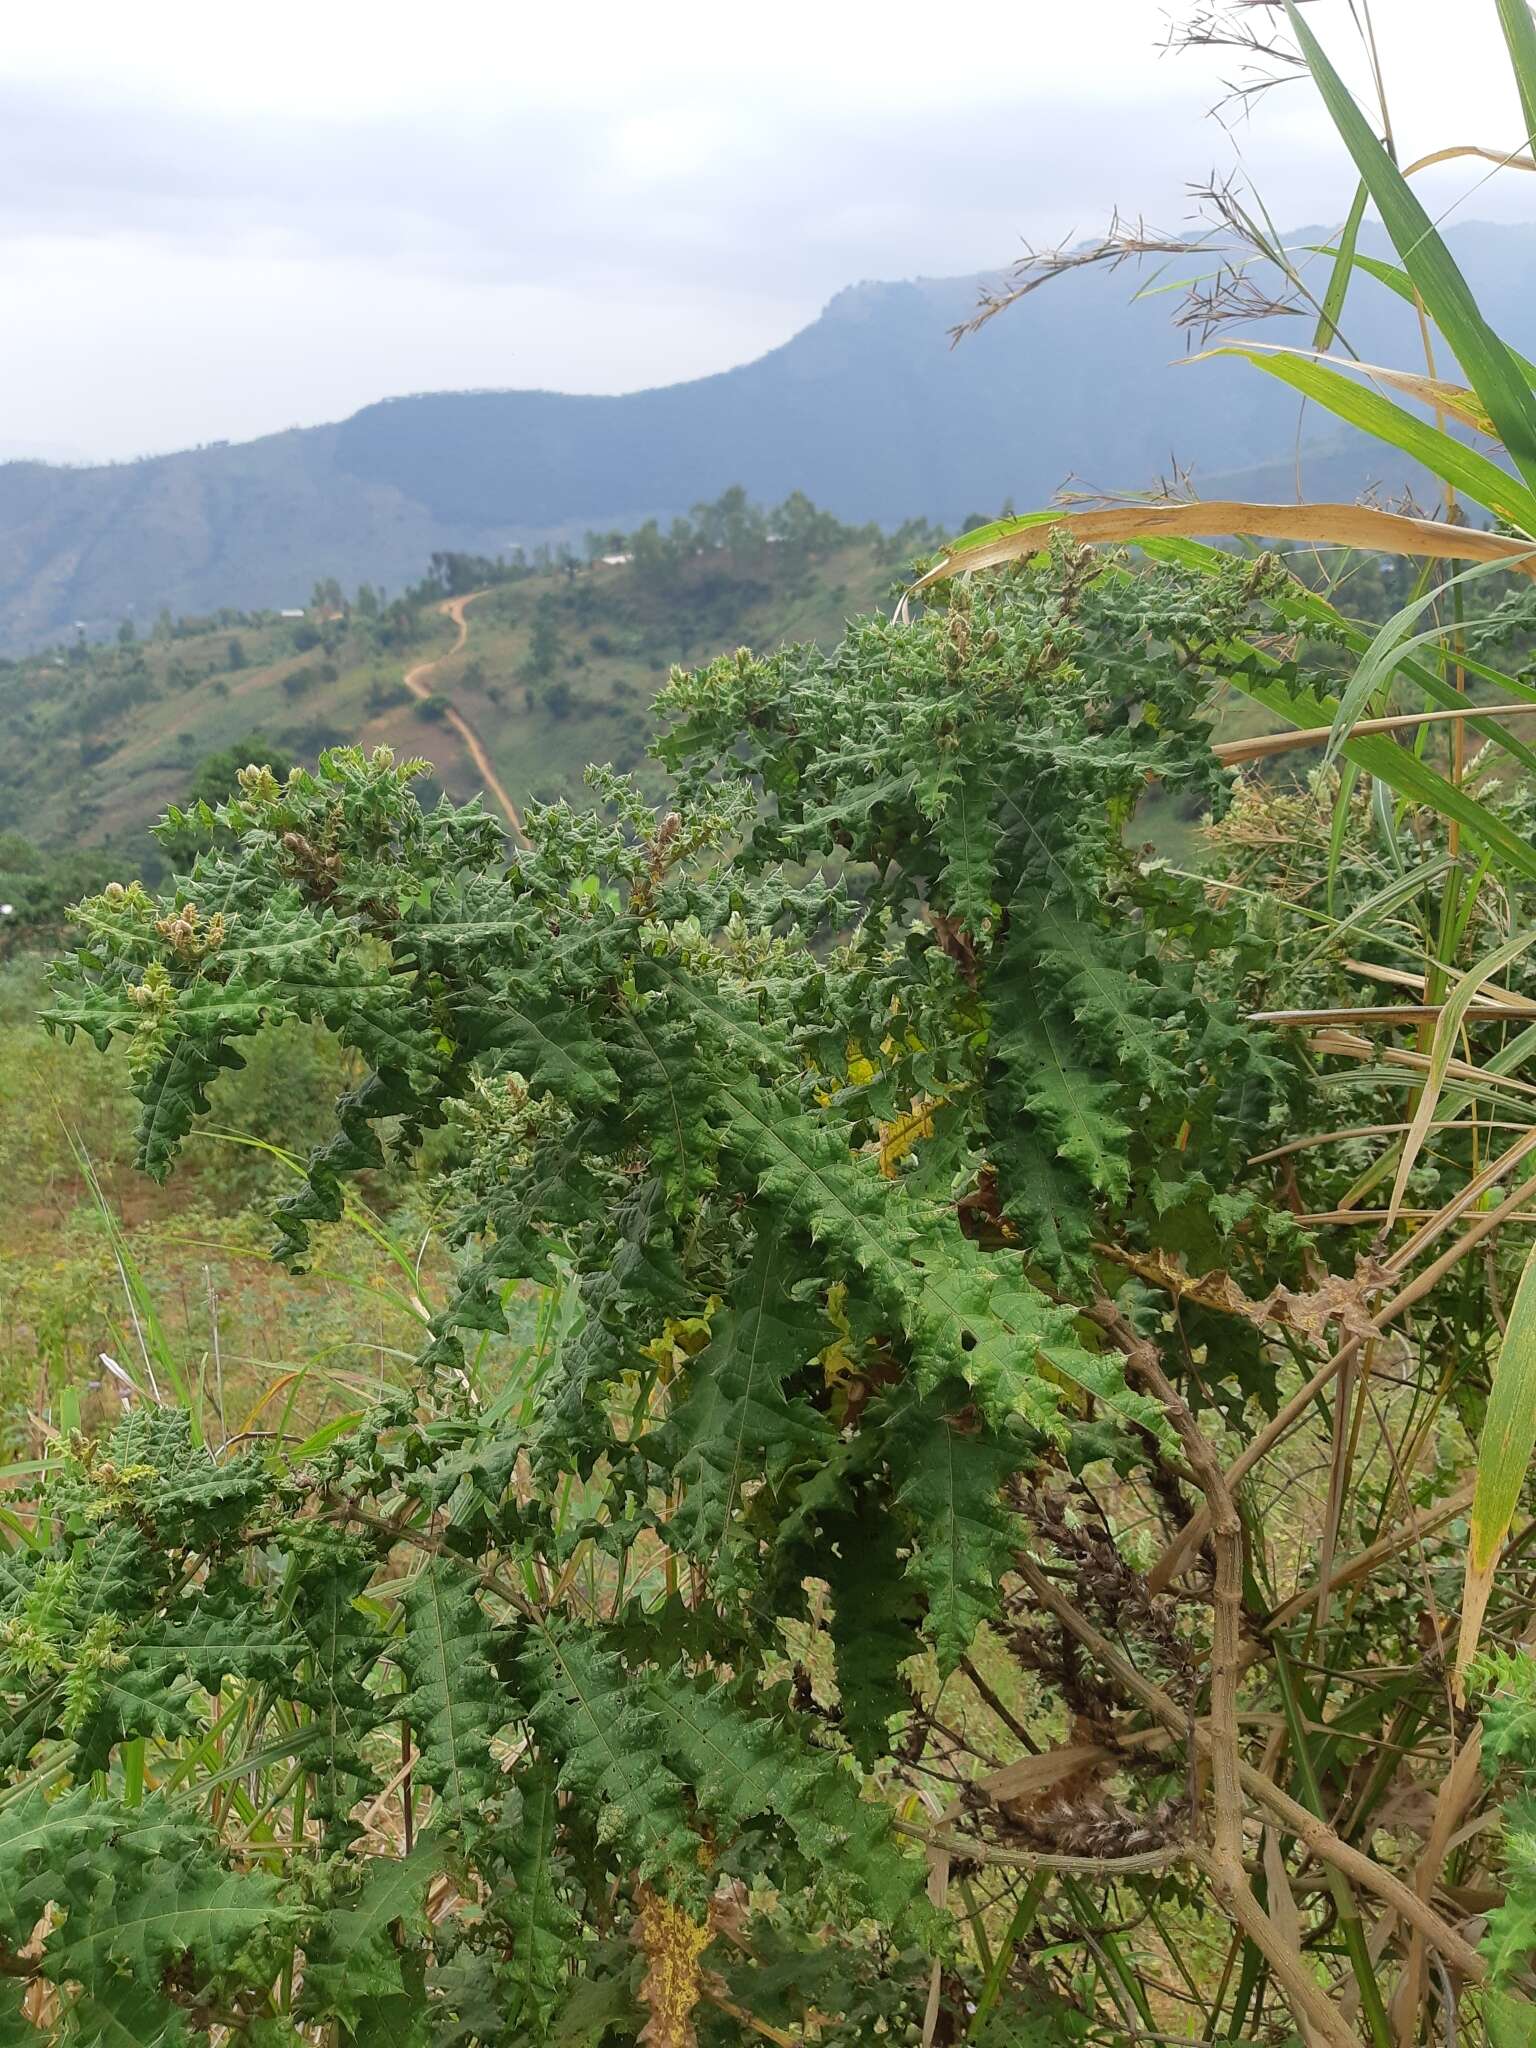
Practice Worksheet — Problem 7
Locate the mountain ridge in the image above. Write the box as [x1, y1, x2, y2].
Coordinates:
[6, 222, 1536, 651]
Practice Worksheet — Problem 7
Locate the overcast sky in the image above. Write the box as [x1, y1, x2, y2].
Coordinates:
[6, 0, 1536, 462]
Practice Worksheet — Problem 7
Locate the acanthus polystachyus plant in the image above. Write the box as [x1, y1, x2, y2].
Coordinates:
[7, 543, 1391, 2045]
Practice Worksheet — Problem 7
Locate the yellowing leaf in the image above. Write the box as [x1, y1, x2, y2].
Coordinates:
[642, 1301, 721, 1376]
[845, 1037, 878, 1088]
[1196, 340, 1497, 438]
[879, 1097, 937, 1178]
[634, 1885, 710, 2048]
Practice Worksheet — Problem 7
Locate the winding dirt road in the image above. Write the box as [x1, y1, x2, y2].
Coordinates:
[403, 591, 527, 844]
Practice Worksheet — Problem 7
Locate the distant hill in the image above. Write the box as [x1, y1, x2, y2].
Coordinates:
[4, 221, 1536, 651]
[0, 497, 920, 860]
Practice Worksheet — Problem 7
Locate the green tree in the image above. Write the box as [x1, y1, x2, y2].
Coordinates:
[523, 597, 563, 680]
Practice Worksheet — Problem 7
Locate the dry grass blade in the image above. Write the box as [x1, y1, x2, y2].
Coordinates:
[1385, 1730, 1488, 2042]
[1254, 1003, 1536, 1026]
[904, 501, 1536, 607]
[1153, 1138, 1536, 1592]
[1308, 1030, 1536, 1102]
[1263, 1829, 1328, 2048]
[1262, 1478, 1476, 1632]
[1212, 697, 1536, 765]
[1343, 959, 1536, 1012]
[1251, 1120, 1534, 1167]
[1402, 143, 1536, 177]
[1015, 1557, 1487, 1985]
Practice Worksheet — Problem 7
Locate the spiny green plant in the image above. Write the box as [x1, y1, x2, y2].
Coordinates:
[7, 542, 1341, 2045]
[17, 12, 1536, 2039]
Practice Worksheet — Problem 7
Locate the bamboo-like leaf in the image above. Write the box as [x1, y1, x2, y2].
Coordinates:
[1459, 1237, 1536, 1697]
[1285, 0, 1536, 498]
[1324, 552, 1536, 770]
[1385, 928, 1536, 1233]
[1312, 181, 1367, 352]
[1191, 344, 1536, 530]
[907, 499, 1536, 603]
[1498, 0, 1536, 157]
[1310, 243, 1536, 388]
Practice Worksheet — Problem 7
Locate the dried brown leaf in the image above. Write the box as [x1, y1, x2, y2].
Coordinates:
[1102, 1244, 1390, 1342]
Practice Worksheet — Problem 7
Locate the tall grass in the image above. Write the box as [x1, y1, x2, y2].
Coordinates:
[925, 5, 1536, 2036]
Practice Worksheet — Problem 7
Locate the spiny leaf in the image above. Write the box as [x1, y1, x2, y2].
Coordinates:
[641, 1668, 923, 1926]
[885, 1382, 1020, 1673]
[399, 1558, 506, 1823]
[300, 1840, 443, 2031]
[658, 1225, 831, 1577]
[522, 1629, 699, 1889]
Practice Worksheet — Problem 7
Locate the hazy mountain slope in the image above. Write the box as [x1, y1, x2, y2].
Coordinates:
[4, 222, 1534, 650]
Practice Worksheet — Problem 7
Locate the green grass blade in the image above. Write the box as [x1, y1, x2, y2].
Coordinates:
[1460, 1236, 1536, 1695]
[1286, 0, 1536, 499]
[1306, 853, 1453, 968]
[1312, 181, 1368, 352]
[1212, 642, 1536, 878]
[1309, 242, 1536, 388]
[1324, 762, 1360, 920]
[1325, 552, 1536, 770]
[1143, 530, 1536, 780]
[1195, 343, 1536, 532]
[66, 1128, 198, 1429]
[1498, 0, 1536, 153]
[1385, 926, 1536, 1231]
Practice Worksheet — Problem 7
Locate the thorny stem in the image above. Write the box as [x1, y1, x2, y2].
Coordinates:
[1015, 1556, 1487, 1986]
[1083, 1300, 1357, 2047]
[1087, 1302, 1245, 1876]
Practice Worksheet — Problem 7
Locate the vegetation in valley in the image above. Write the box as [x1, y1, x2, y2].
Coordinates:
[0, 489, 938, 935]
[16, 6, 1536, 2045]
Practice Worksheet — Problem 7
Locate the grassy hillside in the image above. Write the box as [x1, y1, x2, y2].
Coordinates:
[0, 493, 930, 878]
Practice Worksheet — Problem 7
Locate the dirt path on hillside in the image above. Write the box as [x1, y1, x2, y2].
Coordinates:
[403, 591, 527, 844]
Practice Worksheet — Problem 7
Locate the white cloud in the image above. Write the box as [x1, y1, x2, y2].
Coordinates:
[4, 0, 1536, 458]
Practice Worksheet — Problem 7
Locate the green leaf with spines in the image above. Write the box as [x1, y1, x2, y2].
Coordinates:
[398, 1558, 506, 1824]
[640, 1667, 923, 1928]
[655, 1224, 832, 1579]
[520, 1628, 700, 1890]
[299, 1840, 443, 2034]
[883, 1380, 1021, 1673]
